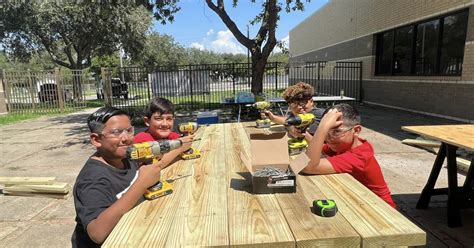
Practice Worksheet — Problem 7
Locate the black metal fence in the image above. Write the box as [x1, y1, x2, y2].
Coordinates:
[1, 68, 91, 114]
[1, 61, 361, 114]
[103, 61, 361, 111]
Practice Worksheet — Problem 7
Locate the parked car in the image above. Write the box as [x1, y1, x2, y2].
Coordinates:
[38, 83, 72, 103]
[96, 78, 128, 99]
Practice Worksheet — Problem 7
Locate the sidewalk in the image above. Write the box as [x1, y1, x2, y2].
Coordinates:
[0, 105, 472, 247]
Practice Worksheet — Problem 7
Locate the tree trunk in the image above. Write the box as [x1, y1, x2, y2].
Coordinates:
[250, 53, 267, 95]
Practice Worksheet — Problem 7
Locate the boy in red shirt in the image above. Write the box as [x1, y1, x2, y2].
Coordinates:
[302, 103, 396, 208]
[134, 97, 193, 168]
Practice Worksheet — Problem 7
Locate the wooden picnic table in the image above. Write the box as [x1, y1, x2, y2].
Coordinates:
[402, 124, 474, 227]
[103, 123, 425, 247]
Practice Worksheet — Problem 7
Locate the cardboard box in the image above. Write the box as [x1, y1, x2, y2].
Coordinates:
[240, 125, 307, 194]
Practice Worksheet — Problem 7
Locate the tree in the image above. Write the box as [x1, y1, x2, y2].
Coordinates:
[1, 1, 179, 99]
[134, 32, 186, 68]
[203, 0, 307, 95]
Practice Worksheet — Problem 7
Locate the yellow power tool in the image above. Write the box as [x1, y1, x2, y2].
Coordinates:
[285, 113, 315, 155]
[178, 122, 201, 160]
[127, 140, 183, 200]
[253, 101, 272, 128]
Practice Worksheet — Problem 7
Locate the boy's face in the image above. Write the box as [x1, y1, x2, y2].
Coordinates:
[289, 98, 314, 115]
[91, 114, 134, 159]
[145, 112, 175, 140]
[324, 123, 361, 153]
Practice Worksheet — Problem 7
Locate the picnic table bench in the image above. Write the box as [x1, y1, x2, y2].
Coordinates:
[103, 123, 425, 247]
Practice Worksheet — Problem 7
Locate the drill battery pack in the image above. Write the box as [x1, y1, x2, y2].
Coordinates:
[255, 119, 272, 128]
[181, 147, 201, 160]
[144, 180, 173, 200]
[288, 138, 308, 156]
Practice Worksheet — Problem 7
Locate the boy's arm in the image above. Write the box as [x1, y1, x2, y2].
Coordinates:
[303, 109, 342, 174]
[86, 163, 162, 244]
[156, 134, 194, 169]
[262, 110, 286, 125]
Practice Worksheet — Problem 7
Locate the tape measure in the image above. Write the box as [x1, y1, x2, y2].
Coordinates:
[313, 199, 338, 217]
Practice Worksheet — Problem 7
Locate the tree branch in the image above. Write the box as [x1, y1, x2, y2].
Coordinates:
[205, 0, 253, 49]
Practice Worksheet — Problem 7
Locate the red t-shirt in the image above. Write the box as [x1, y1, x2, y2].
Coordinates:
[134, 131, 180, 143]
[323, 138, 396, 208]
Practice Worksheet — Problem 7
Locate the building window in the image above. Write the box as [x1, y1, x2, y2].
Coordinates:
[375, 9, 468, 76]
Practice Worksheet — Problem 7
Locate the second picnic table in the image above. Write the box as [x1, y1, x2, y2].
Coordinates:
[103, 123, 425, 247]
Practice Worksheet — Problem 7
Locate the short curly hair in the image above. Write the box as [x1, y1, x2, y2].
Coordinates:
[282, 82, 314, 102]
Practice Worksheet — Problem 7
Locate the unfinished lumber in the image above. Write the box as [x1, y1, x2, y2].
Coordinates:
[2, 190, 70, 199]
[457, 157, 472, 173]
[0, 177, 56, 185]
[3, 182, 70, 194]
[402, 139, 441, 148]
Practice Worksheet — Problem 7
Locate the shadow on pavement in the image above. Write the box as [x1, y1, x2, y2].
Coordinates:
[358, 104, 465, 141]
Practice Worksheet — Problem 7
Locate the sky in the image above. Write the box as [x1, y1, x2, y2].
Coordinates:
[153, 0, 328, 54]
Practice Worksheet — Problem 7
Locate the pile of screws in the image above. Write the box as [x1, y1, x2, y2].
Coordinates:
[254, 166, 292, 177]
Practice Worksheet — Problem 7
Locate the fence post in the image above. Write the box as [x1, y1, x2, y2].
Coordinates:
[27, 69, 36, 110]
[232, 63, 236, 98]
[55, 67, 65, 112]
[274, 62, 278, 96]
[101, 67, 111, 106]
[189, 65, 193, 106]
[358, 61, 362, 102]
[0, 69, 8, 114]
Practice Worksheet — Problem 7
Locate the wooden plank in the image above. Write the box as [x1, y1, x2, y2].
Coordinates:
[226, 123, 295, 247]
[402, 138, 441, 148]
[0, 177, 56, 185]
[457, 157, 471, 173]
[2, 191, 70, 199]
[310, 174, 426, 247]
[402, 125, 474, 151]
[3, 182, 69, 194]
[276, 175, 360, 247]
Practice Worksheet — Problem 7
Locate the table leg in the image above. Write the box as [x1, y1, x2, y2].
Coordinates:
[446, 144, 462, 227]
[238, 104, 241, 123]
[462, 158, 474, 189]
[416, 144, 447, 209]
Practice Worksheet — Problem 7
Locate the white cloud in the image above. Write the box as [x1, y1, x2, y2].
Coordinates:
[210, 30, 246, 54]
[190, 29, 246, 54]
[190, 42, 205, 50]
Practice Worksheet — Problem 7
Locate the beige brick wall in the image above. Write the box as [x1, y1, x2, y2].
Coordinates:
[290, 0, 474, 57]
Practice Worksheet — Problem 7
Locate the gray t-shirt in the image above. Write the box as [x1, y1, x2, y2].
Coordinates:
[72, 158, 143, 247]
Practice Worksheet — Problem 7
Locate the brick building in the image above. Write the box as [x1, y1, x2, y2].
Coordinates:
[290, 0, 474, 122]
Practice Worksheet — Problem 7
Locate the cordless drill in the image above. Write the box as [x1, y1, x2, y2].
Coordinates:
[253, 101, 272, 128]
[178, 122, 201, 160]
[285, 113, 315, 155]
[126, 140, 183, 200]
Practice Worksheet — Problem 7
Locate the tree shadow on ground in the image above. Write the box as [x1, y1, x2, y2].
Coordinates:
[358, 104, 464, 141]
[392, 193, 474, 247]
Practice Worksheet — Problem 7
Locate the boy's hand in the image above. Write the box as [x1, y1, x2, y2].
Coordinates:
[179, 134, 195, 152]
[303, 131, 313, 142]
[320, 108, 343, 129]
[137, 162, 162, 188]
[261, 110, 274, 120]
[288, 126, 304, 138]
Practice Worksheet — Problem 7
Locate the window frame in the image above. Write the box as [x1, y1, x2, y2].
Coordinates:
[374, 8, 468, 76]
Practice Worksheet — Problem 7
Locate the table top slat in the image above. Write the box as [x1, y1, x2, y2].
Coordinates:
[226, 123, 295, 247]
[312, 174, 426, 247]
[402, 125, 474, 151]
[276, 175, 360, 247]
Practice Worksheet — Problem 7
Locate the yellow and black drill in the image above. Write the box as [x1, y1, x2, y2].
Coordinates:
[178, 122, 202, 160]
[285, 113, 315, 155]
[126, 140, 183, 200]
[253, 101, 272, 128]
